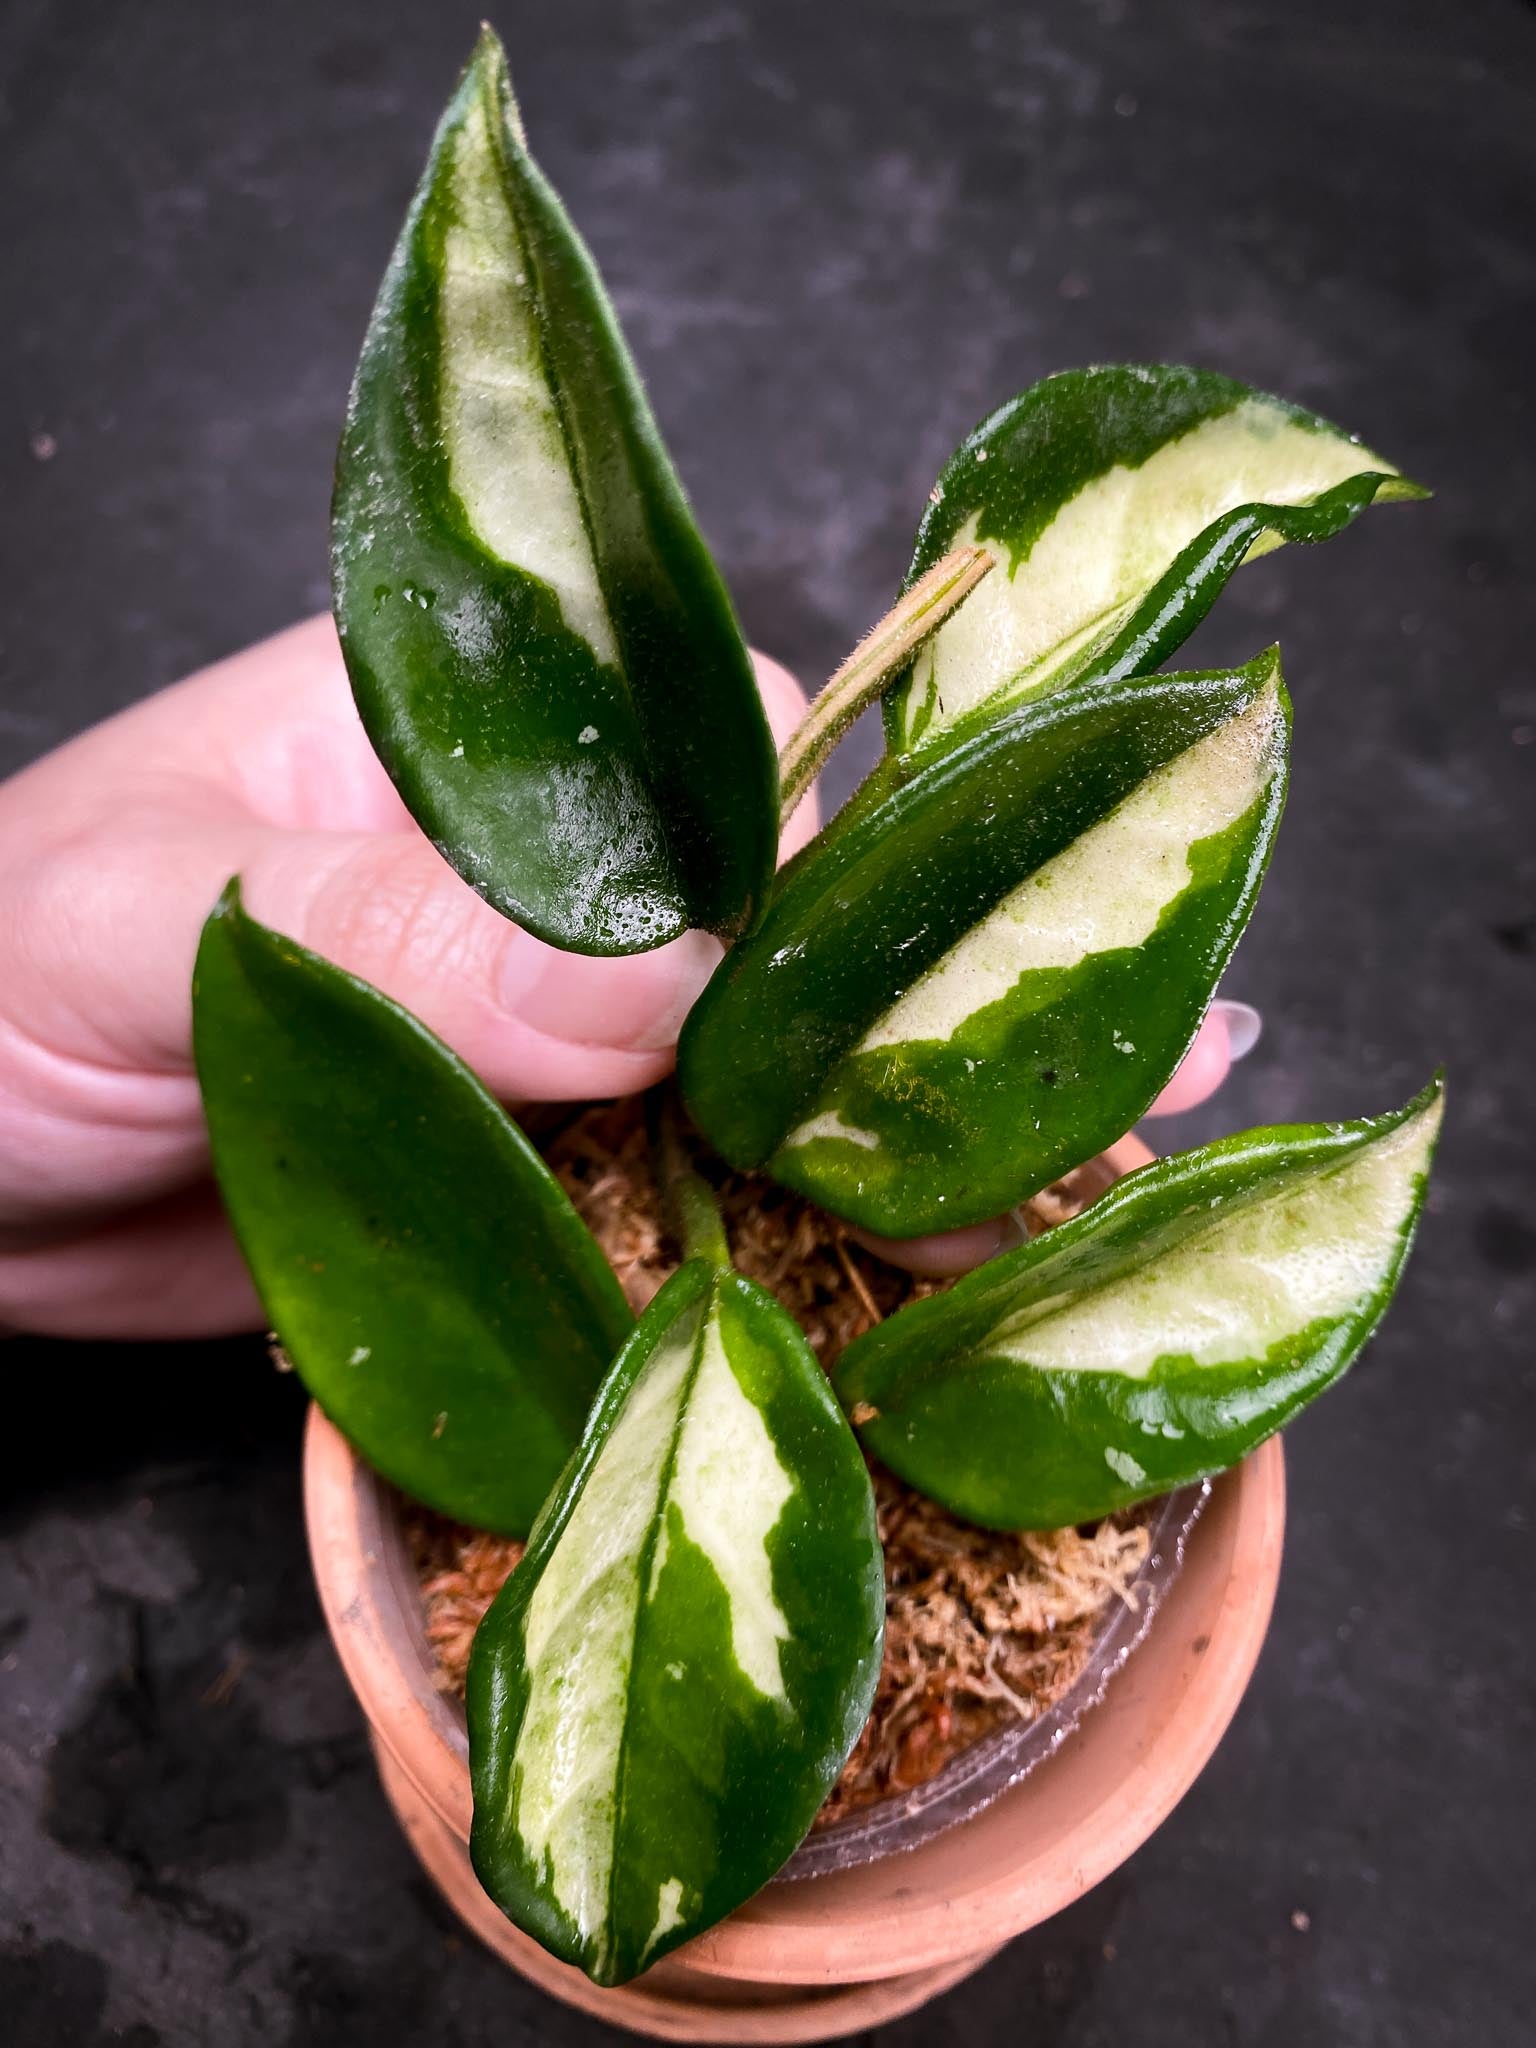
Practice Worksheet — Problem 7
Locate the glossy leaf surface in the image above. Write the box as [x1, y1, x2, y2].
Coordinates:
[193, 882, 633, 1533]
[681, 653, 1289, 1236]
[332, 28, 777, 954]
[835, 1081, 1443, 1528]
[468, 1259, 882, 1984]
[887, 364, 1423, 755]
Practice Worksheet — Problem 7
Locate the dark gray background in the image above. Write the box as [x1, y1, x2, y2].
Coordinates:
[2, 1, 1532, 2042]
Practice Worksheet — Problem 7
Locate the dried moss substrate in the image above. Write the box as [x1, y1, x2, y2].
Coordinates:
[405, 1100, 1152, 1823]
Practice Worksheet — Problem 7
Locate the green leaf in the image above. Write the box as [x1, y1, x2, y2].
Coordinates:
[888, 364, 1424, 755]
[192, 880, 633, 1534]
[835, 1080, 1443, 1529]
[468, 1259, 883, 1985]
[680, 651, 1289, 1237]
[331, 27, 777, 955]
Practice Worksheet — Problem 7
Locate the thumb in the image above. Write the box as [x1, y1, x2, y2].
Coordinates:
[3, 643, 808, 1111]
[242, 644, 813, 1098]
[3, 804, 719, 1114]
[240, 827, 722, 1102]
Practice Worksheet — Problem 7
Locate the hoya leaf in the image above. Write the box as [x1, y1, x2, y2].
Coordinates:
[888, 365, 1424, 755]
[332, 27, 777, 955]
[835, 1081, 1443, 1529]
[468, 1259, 883, 1985]
[192, 881, 633, 1534]
[680, 652, 1289, 1237]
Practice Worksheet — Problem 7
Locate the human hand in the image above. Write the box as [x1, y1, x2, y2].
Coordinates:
[0, 617, 1253, 1335]
[0, 617, 816, 1338]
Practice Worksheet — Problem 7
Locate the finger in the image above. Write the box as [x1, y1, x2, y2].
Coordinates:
[243, 825, 726, 1100]
[4, 632, 817, 1079]
[218, 823, 729, 1101]
[847, 1215, 1017, 1278]
[0, 629, 810, 1242]
[1145, 1000, 1261, 1116]
[193, 615, 423, 835]
[97, 620, 816, 851]
[750, 650, 821, 862]
[0, 821, 725, 1233]
[0, 1182, 263, 1339]
[190, 628, 817, 855]
[8, 615, 416, 838]
[236, 651, 813, 1092]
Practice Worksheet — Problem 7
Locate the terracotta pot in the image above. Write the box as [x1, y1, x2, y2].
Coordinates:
[302, 1135, 1287, 2042]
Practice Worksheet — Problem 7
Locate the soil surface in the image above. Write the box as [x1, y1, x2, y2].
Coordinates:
[405, 1100, 1155, 1824]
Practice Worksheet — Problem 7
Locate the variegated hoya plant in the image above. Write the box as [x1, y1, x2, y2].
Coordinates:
[193, 28, 1442, 1990]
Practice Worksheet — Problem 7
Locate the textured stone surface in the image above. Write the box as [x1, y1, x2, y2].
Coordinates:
[2, 1, 1533, 2042]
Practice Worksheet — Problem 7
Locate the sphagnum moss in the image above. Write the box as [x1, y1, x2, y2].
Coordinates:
[406, 1098, 1151, 1824]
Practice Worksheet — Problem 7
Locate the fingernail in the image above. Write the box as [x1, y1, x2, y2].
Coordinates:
[998, 1206, 1034, 1251]
[503, 928, 724, 1051]
[1213, 999, 1263, 1061]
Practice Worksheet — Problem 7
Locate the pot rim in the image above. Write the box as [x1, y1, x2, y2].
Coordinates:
[306, 1409, 1282, 1981]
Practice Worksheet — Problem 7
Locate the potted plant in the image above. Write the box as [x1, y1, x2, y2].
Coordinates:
[190, 26, 1439, 2040]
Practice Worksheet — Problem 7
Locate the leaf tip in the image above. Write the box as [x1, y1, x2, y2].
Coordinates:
[470, 19, 506, 70]
[468, 20, 526, 149]
[211, 873, 245, 922]
[1380, 473, 1433, 505]
[1405, 1068, 1447, 1136]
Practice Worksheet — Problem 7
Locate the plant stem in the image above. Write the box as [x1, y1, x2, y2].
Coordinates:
[648, 1088, 731, 1270]
[776, 542, 996, 826]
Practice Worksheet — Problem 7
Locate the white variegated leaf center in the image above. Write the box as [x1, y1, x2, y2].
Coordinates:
[438, 95, 619, 668]
[902, 401, 1392, 743]
[873, 681, 1279, 1049]
[779, 676, 1282, 1165]
[513, 1305, 697, 1953]
[512, 1284, 794, 1969]
[652, 1308, 794, 1699]
[992, 1098, 1441, 1378]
